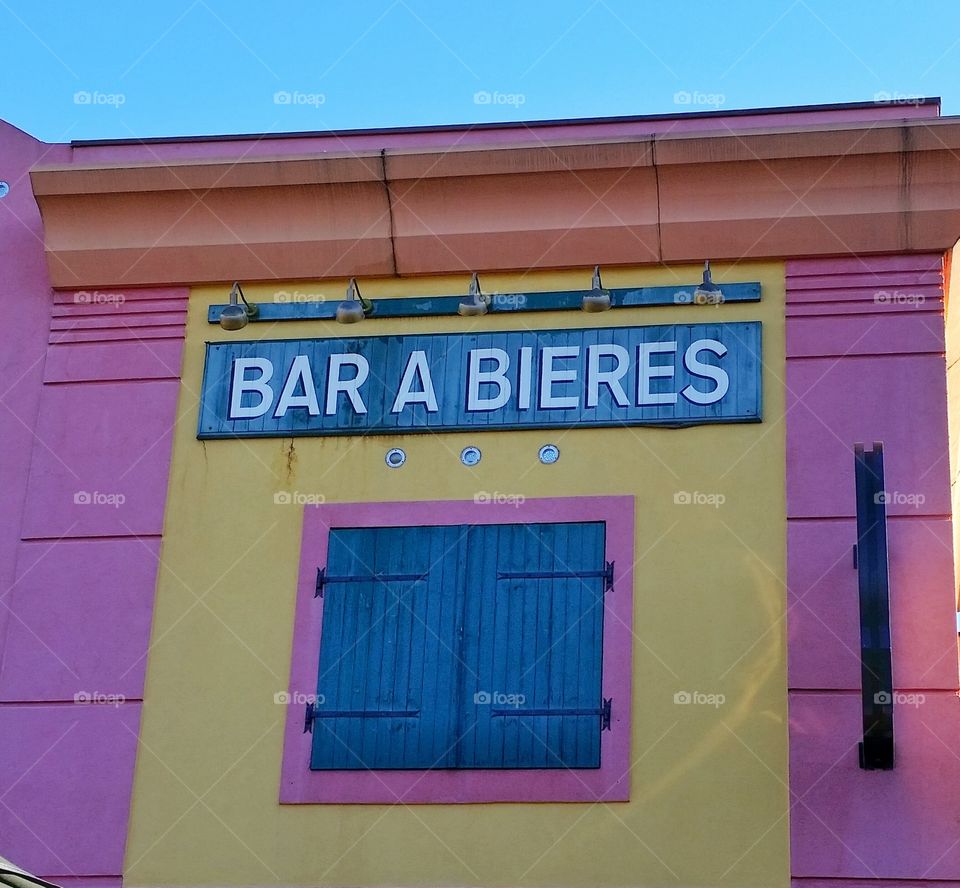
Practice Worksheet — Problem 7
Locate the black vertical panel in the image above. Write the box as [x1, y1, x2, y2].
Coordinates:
[854, 442, 895, 770]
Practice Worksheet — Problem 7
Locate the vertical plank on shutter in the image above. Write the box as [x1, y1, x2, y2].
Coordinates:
[457, 524, 483, 766]
[416, 525, 442, 767]
[337, 527, 369, 769]
[570, 523, 608, 766]
[450, 523, 471, 768]
[547, 522, 568, 767]
[389, 529, 416, 768]
[479, 522, 502, 765]
[521, 522, 546, 766]
[352, 529, 383, 767]
[588, 522, 607, 766]
[485, 523, 513, 767]
[364, 528, 396, 767]
[430, 524, 454, 768]
[505, 521, 526, 765]
[418, 524, 465, 768]
[349, 529, 379, 767]
[311, 531, 347, 769]
[532, 522, 553, 768]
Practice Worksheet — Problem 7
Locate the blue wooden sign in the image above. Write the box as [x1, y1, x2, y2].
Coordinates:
[197, 322, 761, 438]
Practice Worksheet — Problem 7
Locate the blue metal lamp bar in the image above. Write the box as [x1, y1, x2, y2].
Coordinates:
[207, 281, 760, 323]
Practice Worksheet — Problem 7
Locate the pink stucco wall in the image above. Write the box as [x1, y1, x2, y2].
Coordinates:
[785, 254, 960, 886]
[0, 120, 187, 883]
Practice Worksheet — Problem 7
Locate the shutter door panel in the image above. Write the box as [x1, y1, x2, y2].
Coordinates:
[459, 521, 606, 769]
[311, 526, 463, 770]
[311, 520, 606, 771]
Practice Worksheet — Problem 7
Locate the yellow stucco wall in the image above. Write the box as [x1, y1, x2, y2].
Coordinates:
[125, 263, 789, 888]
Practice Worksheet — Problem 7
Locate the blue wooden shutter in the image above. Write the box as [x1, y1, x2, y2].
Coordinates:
[310, 521, 607, 771]
[310, 524, 468, 769]
[457, 521, 607, 769]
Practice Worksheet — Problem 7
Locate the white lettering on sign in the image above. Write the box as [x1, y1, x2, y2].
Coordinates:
[539, 346, 580, 409]
[209, 327, 748, 436]
[274, 355, 320, 417]
[229, 357, 274, 418]
[325, 354, 369, 415]
[517, 346, 533, 410]
[637, 341, 677, 406]
[586, 344, 630, 408]
[681, 339, 729, 404]
[467, 348, 511, 411]
[392, 350, 438, 413]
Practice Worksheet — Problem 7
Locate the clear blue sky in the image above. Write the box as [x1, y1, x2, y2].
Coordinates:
[3, 0, 959, 142]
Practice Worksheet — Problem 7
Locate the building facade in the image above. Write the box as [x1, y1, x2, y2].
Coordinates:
[2, 99, 960, 888]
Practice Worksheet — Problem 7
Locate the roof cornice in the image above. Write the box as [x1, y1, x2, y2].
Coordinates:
[29, 117, 960, 288]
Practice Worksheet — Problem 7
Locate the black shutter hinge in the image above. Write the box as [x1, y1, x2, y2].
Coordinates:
[317, 569, 426, 597]
[497, 563, 614, 592]
[601, 697, 612, 731]
[490, 698, 613, 733]
[304, 702, 420, 731]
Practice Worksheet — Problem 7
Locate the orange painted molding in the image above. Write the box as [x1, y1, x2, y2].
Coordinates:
[30, 118, 960, 288]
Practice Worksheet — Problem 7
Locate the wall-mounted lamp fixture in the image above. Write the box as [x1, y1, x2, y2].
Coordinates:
[335, 278, 373, 324]
[694, 260, 724, 305]
[218, 283, 259, 331]
[458, 273, 490, 317]
[581, 265, 612, 312]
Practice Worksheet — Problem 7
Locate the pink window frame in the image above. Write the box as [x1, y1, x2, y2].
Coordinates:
[279, 495, 634, 804]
